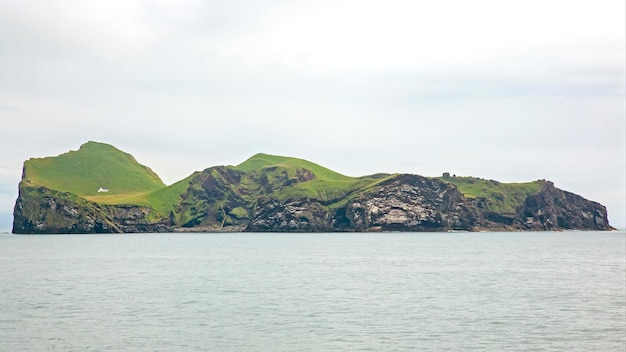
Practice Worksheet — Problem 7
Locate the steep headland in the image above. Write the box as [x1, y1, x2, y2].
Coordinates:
[12, 142, 614, 233]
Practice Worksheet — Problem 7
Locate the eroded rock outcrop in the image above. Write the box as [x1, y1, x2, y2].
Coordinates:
[248, 199, 333, 232]
[12, 185, 169, 234]
[243, 176, 613, 232]
[515, 181, 611, 231]
[337, 175, 477, 231]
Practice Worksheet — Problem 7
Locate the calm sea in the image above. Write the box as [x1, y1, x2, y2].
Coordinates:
[1, 231, 624, 351]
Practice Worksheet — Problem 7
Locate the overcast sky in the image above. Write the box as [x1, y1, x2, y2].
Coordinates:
[1, 0, 624, 231]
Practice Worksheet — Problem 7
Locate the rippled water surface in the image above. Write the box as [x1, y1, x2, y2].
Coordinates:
[1, 231, 624, 351]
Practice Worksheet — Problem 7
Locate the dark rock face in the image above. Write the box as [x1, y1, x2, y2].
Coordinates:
[106, 205, 170, 233]
[515, 181, 612, 231]
[13, 186, 111, 234]
[243, 176, 613, 232]
[337, 175, 477, 231]
[245, 175, 479, 233]
[248, 199, 333, 232]
[12, 185, 169, 234]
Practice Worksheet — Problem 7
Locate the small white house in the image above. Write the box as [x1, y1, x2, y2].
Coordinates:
[97, 187, 109, 193]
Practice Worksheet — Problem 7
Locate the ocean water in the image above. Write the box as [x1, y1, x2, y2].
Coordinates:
[1, 231, 624, 351]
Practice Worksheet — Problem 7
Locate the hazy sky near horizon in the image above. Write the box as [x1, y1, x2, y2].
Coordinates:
[1, 0, 625, 230]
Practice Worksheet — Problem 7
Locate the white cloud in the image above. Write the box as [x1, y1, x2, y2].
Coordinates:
[0, 0, 212, 61]
[215, 0, 625, 73]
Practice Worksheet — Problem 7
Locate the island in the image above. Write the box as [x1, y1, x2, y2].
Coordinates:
[12, 141, 613, 234]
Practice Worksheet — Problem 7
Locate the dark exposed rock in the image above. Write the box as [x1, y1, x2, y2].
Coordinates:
[12, 185, 169, 234]
[12, 186, 113, 234]
[514, 181, 611, 231]
[247, 199, 333, 232]
[243, 176, 612, 232]
[336, 175, 477, 232]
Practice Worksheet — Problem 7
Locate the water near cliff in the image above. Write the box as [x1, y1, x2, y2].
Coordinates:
[1, 231, 624, 351]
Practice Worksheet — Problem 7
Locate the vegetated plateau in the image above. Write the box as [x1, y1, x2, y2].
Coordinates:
[13, 141, 614, 234]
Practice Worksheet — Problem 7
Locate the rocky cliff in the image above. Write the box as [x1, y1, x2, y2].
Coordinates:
[13, 143, 614, 233]
[245, 176, 613, 232]
[13, 185, 170, 234]
[514, 181, 612, 231]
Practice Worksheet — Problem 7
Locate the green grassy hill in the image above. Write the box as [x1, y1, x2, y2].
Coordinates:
[236, 153, 350, 180]
[23, 141, 166, 198]
[234, 153, 378, 203]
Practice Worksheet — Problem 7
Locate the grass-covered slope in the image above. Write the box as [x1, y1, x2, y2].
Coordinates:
[437, 176, 543, 214]
[234, 153, 380, 203]
[23, 141, 166, 198]
[236, 153, 350, 180]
